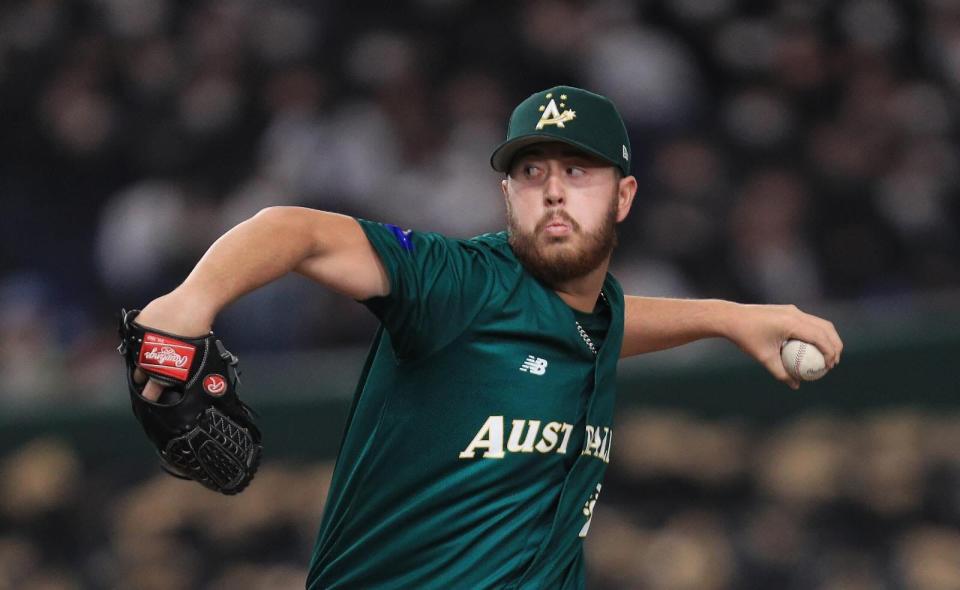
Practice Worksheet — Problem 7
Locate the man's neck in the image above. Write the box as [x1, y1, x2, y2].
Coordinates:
[552, 260, 610, 313]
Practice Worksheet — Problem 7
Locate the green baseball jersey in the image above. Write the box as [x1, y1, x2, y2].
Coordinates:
[306, 219, 624, 589]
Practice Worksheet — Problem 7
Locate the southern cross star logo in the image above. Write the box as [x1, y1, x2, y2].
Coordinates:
[536, 92, 576, 129]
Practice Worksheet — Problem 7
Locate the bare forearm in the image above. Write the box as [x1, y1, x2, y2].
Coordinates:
[620, 296, 737, 357]
[620, 297, 843, 390]
[136, 206, 387, 335]
[164, 207, 318, 324]
[173, 208, 321, 318]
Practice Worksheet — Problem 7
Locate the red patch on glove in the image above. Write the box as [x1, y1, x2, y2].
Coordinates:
[203, 374, 227, 396]
[138, 333, 196, 381]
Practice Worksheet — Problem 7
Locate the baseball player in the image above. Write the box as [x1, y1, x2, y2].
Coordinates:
[127, 86, 842, 588]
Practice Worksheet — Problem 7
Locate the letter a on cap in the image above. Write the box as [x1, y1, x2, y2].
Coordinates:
[536, 98, 576, 130]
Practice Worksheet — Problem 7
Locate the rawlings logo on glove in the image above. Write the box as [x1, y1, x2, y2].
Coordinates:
[139, 335, 196, 379]
[118, 309, 262, 494]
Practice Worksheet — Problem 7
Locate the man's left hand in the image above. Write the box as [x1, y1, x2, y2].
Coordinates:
[723, 304, 843, 390]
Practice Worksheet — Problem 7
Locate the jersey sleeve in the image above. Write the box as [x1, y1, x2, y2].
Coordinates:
[356, 218, 497, 361]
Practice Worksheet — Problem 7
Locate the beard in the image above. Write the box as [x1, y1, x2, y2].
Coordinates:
[507, 195, 619, 287]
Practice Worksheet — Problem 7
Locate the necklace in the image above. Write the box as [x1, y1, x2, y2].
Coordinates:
[575, 291, 606, 356]
[576, 321, 598, 356]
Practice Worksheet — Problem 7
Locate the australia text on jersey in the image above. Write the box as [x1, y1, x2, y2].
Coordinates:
[458, 416, 612, 464]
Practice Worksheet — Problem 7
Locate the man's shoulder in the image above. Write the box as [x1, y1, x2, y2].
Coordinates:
[360, 220, 509, 258]
[465, 230, 510, 251]
[431, 230, 511, 260]
[461, 231, 524, 273]
[361, 222, 528, 292]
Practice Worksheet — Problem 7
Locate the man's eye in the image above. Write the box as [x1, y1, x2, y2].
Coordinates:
[524, 165, 540, 176]
[568, 167, 585, 176]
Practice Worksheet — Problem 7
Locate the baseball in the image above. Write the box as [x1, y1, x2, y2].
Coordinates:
[781, 339, 828, 381]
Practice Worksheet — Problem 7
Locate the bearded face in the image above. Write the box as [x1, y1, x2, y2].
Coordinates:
[507, 189, 619, 287]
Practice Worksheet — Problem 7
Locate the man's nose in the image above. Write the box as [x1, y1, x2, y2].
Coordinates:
[543, 173, 565, 206]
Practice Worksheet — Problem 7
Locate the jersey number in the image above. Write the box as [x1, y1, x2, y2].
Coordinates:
[579, 483, 603, 538]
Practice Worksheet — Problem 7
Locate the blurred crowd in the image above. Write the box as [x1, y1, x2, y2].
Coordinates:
[3, 0, 960, 404]
[2, 409, 960, 589]
[3, 3, 958, 588]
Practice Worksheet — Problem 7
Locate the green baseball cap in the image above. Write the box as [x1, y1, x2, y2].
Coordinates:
[490, 85, 631, 176]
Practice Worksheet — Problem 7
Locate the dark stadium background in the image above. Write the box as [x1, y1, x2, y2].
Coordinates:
[1, 0, 958, 588]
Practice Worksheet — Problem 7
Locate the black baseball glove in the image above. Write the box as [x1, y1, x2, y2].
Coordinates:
[117, 309, 262, 494]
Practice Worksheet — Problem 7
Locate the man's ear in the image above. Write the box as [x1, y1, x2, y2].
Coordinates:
[616, 175, 638, 223]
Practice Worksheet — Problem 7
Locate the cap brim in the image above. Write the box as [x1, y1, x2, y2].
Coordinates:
[489, 134, 621, 174]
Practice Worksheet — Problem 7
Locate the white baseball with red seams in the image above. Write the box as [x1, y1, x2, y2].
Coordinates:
[780, 339, 828, 381]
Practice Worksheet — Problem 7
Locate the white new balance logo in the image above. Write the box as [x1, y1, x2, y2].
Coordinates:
[519, 356, 548, 376]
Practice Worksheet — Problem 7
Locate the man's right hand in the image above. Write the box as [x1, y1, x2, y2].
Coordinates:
[132, 291, 215, 401]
